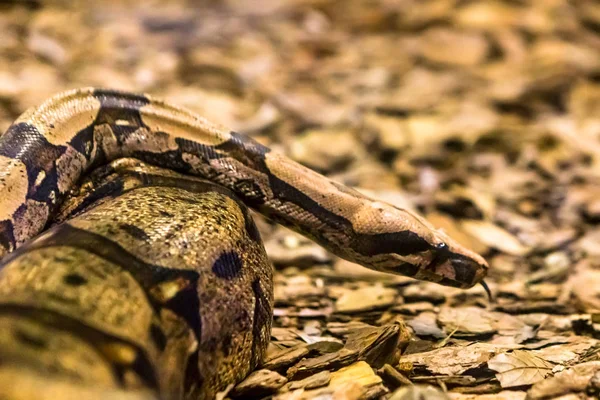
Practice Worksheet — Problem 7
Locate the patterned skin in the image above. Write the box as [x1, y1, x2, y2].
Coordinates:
[0, 88, 487, 288]
[0, 160, 272, 399]
[0, 89, 489, 397]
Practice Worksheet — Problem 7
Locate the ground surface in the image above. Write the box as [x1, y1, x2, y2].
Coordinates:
[1, 1, 600, 399]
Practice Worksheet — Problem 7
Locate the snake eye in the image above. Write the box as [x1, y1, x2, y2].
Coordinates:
[435, 242, 448, 251]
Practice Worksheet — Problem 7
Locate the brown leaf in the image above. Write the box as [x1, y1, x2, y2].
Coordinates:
[460, 221, 530, 256]
[335, 286, 397, 314]
[527, 361, 600, 399]
[437, 306, 496, 338]
[402, 343, 500, 376]
[488, 350, 554, 388]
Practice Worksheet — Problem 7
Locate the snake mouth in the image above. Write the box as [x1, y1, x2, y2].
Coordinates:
[417, 245, 488, 289]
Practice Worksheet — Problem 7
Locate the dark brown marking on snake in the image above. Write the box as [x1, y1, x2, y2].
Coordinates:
[92, 89, 150, 138]
[380, 262, 421, 277]
[353, 231, 433, 257]
[250, 277, 270, 367]
[149, 323, 167, 351]
[66, 89, 151, 164]
[231, 178, 269, 204]
[239, 205, 262, 243]
[0, 220, 15, 255]
[15, 328, 47, 349]
[67, 123, 97, 161]
[211, 251, 243, 280]
[131, 148, 190, 174]
[65, 89, 151, 165]
[0, 122, 66, 202]
[63, 272, 88, 286]
[161, 279, 201, 344]
[0, 304, 160, 389]
[184, 352, 203, 396]
[175, 138, 223, 164]
[118, 223, 151, 242]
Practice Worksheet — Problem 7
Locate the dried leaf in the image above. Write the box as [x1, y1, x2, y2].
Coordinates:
[335, 286, 397, 313]
[527, 361, 600, 399]
[488, 350, 554, 388]
[437, 306, 496, 338]
[461, 220, 530, 256]
[402, 343, 500, 376]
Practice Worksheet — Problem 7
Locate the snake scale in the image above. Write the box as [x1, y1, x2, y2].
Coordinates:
[0, 88, 488, 399]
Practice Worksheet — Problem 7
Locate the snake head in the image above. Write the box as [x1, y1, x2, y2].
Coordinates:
[349, 200, 488, 289]
[412, 230, 489, 289]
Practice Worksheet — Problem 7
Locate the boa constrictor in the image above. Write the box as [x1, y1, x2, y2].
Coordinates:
[0, 159, 272, 399]
[0, 88, 488, 399]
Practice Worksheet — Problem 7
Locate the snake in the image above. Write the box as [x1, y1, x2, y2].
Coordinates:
[0, 88, 488, 399]
[0, 159, 272, 399]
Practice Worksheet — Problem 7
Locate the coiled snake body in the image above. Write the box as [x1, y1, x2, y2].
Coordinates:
[0, 88, 488, 399]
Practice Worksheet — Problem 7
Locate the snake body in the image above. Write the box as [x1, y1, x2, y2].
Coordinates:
[0, 160, 272, 399]
[0, 88, 488, 398]
[0, 88, 487, 288]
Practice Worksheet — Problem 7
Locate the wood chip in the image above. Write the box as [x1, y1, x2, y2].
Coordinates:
[335, 286, 398, 314]
[3, 2, 600, 399]
[231, 369, 288, 398]
[329, 361, 382, 390]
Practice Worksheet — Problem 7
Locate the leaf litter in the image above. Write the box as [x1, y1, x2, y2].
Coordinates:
[1, 0, 600, 399]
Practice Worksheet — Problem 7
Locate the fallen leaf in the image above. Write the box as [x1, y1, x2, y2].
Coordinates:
[488, 350, 554, 388]
[527, 361, 600, 399]
[402, 343, 500, 375]
[437, 306, 496, 338]
[407, 311, 446, 338]
[461, 221, 530, 256]
[335, 286, 397, 313]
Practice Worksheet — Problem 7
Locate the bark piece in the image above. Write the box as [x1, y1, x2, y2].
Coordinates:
[230, 369, 288, 398]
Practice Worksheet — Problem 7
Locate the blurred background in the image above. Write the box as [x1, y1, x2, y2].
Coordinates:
[2, 1, 600, 398]
[2, 0, 598, 272]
